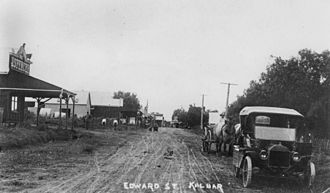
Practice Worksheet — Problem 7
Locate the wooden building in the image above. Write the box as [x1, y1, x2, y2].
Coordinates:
[151, 112, 164, 127]
[45, 91, 123, 119]
[0, 48, 75, 126]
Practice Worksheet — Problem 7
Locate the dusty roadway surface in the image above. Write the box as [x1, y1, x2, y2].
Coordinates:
[26, 127, 237, 193]
[1, 127, 322, 193]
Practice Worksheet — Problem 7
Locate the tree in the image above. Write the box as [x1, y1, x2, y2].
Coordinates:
[113, 91, 141, 111]
[186, 105, 208, 127]
[227, 49, 330, 137]
[172, 108, 188, 124]
[172, 105, 209, 128]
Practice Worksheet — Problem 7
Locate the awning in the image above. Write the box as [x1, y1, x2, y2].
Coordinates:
[0, 70, 75, 98]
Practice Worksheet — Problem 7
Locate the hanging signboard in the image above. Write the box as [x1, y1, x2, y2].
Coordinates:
[9, 54, 30, 75]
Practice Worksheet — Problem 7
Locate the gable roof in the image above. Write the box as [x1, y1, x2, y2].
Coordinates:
[89, 91, 119, 106]
[46, 90, 123, 107]
[0, 70, 75, 98]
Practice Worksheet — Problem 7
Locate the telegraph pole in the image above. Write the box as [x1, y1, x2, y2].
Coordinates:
[201, 94, 205, 130]
[220, 82, 238, 118]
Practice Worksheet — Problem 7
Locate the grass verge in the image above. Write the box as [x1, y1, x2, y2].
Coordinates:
[0, 124, 86, 150]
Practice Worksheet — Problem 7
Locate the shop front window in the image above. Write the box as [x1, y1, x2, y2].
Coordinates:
[11, 96, 17, 111]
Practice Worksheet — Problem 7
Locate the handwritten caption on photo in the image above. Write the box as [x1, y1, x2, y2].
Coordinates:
[123, 182, 224, 192]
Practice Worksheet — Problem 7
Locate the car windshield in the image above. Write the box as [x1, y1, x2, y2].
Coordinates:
[248, 113, 305, 141]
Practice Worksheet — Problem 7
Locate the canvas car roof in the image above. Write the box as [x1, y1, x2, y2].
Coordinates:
[239, 106, 303, 117]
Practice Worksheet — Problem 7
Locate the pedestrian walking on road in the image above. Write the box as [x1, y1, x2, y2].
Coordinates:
[113, 119, 118, 130]
[85, 112, 91, 130]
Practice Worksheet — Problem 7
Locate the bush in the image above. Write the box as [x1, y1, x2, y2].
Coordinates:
[37, 124, 48, 131]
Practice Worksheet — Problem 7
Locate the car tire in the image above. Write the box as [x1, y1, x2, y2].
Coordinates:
[242, 156, 252, 188]
[304, 161, 315, 187]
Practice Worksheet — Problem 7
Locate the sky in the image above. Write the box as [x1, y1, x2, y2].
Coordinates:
[1, 0, 330, 120]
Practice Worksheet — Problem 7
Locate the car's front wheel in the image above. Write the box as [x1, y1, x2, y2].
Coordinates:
[304, 161, 315, 187]
[242, 156, 252, 188]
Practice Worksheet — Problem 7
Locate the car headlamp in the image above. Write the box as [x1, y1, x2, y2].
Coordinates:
[259, 150, 268, 160]
[292, 152, 301, 162]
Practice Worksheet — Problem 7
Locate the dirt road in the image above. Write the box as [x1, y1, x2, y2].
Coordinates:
[16, 127, 240, 193]
[1, 127, 324, 193]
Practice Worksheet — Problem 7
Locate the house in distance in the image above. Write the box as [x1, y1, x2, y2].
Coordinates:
[44, 91, 124, 119]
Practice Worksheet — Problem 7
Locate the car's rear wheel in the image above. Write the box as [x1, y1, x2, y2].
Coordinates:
[304, 161, 315, 187]
[242, 156, 252, 188]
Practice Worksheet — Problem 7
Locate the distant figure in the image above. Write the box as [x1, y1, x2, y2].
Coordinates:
[85, 112, 91, 130]
[113, 119, 118, 130]
[73, 114, 78, 127]
[17, 43, 27, 61]
[153, 122, 159, 132]
[149, 119, 158, 132]
[102, 118, 107, 126]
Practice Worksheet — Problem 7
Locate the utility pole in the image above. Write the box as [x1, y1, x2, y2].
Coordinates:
[201, 94, 205, 130]
[220, 82, 238, 118]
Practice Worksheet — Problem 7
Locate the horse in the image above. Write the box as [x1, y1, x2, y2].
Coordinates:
[218, 120, 236, 156]
[234, 123, 241, 143]
[101, 118, 107, 126]
[203, 119, 225, 153]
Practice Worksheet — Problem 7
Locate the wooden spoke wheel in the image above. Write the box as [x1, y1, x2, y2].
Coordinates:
[304, 161, 315, 187]
[242, 156, 252, 188]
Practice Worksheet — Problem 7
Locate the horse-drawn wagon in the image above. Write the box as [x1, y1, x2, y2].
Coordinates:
[201, 114, 236, 155]
[233, 106, 315, 187]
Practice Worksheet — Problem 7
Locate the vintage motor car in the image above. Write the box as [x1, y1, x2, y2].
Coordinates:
[233, 106, 315, 188]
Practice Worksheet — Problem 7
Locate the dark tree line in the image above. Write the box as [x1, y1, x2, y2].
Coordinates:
[227, 49, 330, 137]
[113, 91, 141, 111]
[172, 105, 209, 128]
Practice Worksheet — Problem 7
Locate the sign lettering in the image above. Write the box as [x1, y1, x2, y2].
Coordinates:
[9, 54, 30, 75]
